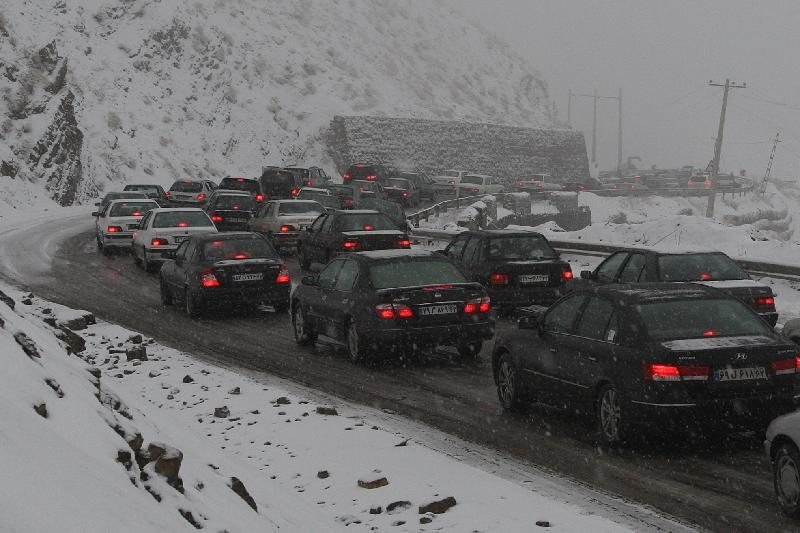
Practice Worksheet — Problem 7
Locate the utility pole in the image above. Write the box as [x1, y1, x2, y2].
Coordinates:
[567, 90, 573, 127]
[591, 88, 598, 166]
[706, 78, 746, 218]
[571, 89, 623, 176]
[760, 132, 781, 194]
[617, 88, 623, 177]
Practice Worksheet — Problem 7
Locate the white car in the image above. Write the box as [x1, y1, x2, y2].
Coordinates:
[515, 173, 561, 192]
[131, 208, 217, 271]
[249, 199, 326, 250]
[93, 198, 160, 255]
[457, 173, 505, 196]
[431, 169, 469, 195]
[766, 412, 800, 517]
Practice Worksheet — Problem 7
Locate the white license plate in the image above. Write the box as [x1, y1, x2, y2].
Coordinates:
[519, 274, 549, 284]
[228, 218, 246, 223]
[232, 273, 263, 282]
[714, 367, 767, 381]
[418, 304, 458, 316]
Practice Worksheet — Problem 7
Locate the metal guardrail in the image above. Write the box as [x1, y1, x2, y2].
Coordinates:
[407, 192, 530, 227]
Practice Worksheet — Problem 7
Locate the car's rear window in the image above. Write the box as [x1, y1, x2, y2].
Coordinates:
[109, 202, 158, 217]
[487, 235, 558, 260]
[218, 178, 260, 192]
[284, 168, 309, 179]
[385, 179, 411, 188]
[153, 211, 213, 228]
[335, 213, 395, 231]
[278, 202, 324, 215]
[170, 181, 202, 192]
[124, 185, 159, 195]
[639, 299, 770, 341]
[202, 237, 277, 261]
[658, 253, 748, 281]
[370, 260, 467, 289]
[443, 170, 460, 177]
[347, 166, 377, 179]
[261, 171, 294, 183]
[103, 192, 146, 203]
[461, 175, 484, 184]
[353, 181, 378, 191]
[215, 195, 255, 210]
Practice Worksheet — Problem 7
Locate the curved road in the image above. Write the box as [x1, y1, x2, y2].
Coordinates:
[0, 211, 794, 532]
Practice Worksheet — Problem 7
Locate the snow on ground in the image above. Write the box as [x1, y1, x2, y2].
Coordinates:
[0, 282, 684, 532]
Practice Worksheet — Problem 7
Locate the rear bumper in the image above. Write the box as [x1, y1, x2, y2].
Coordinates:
[213, 222, 251, 232]
[144, 246, 178, 263]
[272, 232, 301, 247]
[101, 233, 134, 247]
[487, 286, 563, 309]
[194, 284, 290, 305]
[363, 320, 495, 351]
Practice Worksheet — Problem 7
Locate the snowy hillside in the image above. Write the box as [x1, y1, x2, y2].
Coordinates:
[0, 0, 556, 208]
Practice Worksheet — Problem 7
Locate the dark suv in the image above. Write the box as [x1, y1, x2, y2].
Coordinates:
[218, 177, 266, 204]
[342, 163, 394, 184]
[284, 166, 331, 188]
[395, 171, 439, 202]
[259, 167, 305, 200]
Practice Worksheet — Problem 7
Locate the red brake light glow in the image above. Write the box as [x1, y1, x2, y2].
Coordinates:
[237, 177, 244, 182]
[422, 285, 454, 291]
[642, 363, 709, 382]
[366, 175, 376, 181]
[233, 253, 249, 260]
[395, 239, 411, 249]
[165, 191, 172, 197]
[177, 221, 189, 227]
[464, 297, 491, 314]
[131, 211, 142, 216]
[255, 193, 265, 202]
[343, 198, 354, 207]
[363, 225, 374, 231]
[151, 238, 168, 246]
[342, 240, 359, 250]
[196, 193, 206, 201]
[375, 303, 414, 319]
[699, 272, 712, 281]
[489, 273, 509, 286]
[200, 270, 220, 288]
[754, 296, 775, 307]
[276, 265, 291, 284]
[107, 226, 122, 233]
[291, 188, 299, 198]
[561, 266, 574, 280]
[702, 330, 720, 337]
[772, 357, 800, 376]
[211, 215, 223, 223]
[279, 225, 292, 233]
[232, 205, 240, 210]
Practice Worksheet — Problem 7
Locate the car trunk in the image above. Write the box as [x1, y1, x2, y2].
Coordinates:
[341, 230, 406, 251]
[486, 260, 568, 288]
[210, 258, 283, 288]
[383, 187, 408, 201]
[110, 216, 145, 232]
[278, 214, 319, 231]
[377, 284, 487, 326]
[153, 227, 216, 245]
[211, 209, 253, 226]
[695, 280, 776, 315]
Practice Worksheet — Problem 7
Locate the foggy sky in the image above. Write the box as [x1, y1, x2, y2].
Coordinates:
[457, 0, 800, 177]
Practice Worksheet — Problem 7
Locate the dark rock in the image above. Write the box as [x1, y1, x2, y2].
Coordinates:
[387, 501, 411, 514]
[392, 521, 406, 526]
[229, 386, 240, 395]
[418, 496, 457, 515]
[123, 369, 134, 375]
[275, 396, 291, 405]
[21, 298, 32, 305]
[125, 345, 147, 361]
[148, 371, 161, 378]
[33, 403, 48, 418]
[536, 520, 551, 527]
[420, 516, 433, 524]
[369, 506, 382, 514]
[317, 470, 329, 479]
[152, 444, 183, 484]
[214, 406, 230, 418]
[14, 332, 40, 358]
[315, 406, 338, 416]
[127, 334, 143, 344]
[182, 375, 194, 383]
[43, 317, 58, 328]
[41, 308, 52, 315]
[358, 476, 388, 489]
[56, 326, 86, 353]
[63, 313, 95, 331]
[179, 509, 202, 529]
[127, 432, 144, 453]
[117, 449, 133, 469]
[87, 367, 101, 379]
[229, 477, 258, 512]
[0, 161, 18, 179]
[394, 439, 410, 447]
[44, 377, 64, 398]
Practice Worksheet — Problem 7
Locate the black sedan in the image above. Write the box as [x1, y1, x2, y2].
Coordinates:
[296, 210, 410, 271]
[492, 284, 799, 445]
[203, 191, 256, 232]
[443, 230, 573, 311]
[159, 232, 290, 317]
[382, 177, 420, 207]
[291, 249, 495, 362]
[571, 249, 778, 325]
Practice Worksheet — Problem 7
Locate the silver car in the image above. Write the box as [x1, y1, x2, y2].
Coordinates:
[131, 208, 217, 271]
[93, 198, 159, 255]
[249, 200, 325, 251]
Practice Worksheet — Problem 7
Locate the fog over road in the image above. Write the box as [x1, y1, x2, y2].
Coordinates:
[0, 212, 793, 532]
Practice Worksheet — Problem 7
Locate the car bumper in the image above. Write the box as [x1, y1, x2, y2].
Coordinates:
[194, 284, 291, 305]
[214, 221, 251, 232]
[487, 286, 563, 309]
[363, 320, 495, 351]
[101, 233, 134, 247]
[272, 232, 301, 247]
[144, 246, 178, 262]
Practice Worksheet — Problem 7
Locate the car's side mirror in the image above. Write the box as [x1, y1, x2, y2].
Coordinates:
[515, 305, 548, 332]
[91, 211, 100, 217]
[580, 270, 595, 280]
[301, 275, 318, 286]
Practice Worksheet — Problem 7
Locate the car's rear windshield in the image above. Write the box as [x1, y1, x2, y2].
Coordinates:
[202, 237, 277, 261]
[639, 299, 770, 341]
[487, 235, 558, 261]
[278, 202, 324, 215]
[327, 185, 354, 196]
[124, 185, 160, 195]
[335, 213, 396, 231]
[353, 181, 377, 190]
[109, 202, 158, 217]
[461, 175, 484, 184]
[384, 179, 410, 188]
[215, 195, 255, 210]
[443, 170, 460, 177]
[219, 178, 260, 192]
[103, 192, 146, 203]
[153, 211, 213, 228]
[261, 171, 294, 183]
[370, 260, 467, 289]
[170, 181, 202, 192]
[658, 253, 748, 281]
[347, 166, 376, 179]
[284, 168, 309, 179]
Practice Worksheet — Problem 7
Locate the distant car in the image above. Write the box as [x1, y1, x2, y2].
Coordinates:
[352, 179, 387, 201]
[295, 187, 340, 210]
[249, 199, 326, 250]
[167, 179, 217, 206]
[493, 284, 798, 445]
[325, 184, 357, 209]
[259, 167, 305, 200]
[714, 174, 741, 189]
[443, 230, 572, 311]
[203, 191, 255, 232]
[571, 249, 778, 325]
[431, 169, 469, 196]
[561, 177, 602, 191]
[93, 199, 159, 254]
[131, 208, 217, 272]
[122, 184, 170, 205]
[620, 175, 649, 191]
[342, 163, 393, 184]
[159, 232, 290, 317]
[94, 191, 149, 211]
[217, 177, 266, 204]
[766, 413, 800, 518]
[296, 210, 410, 271]
[283, 166, 332, 188]
[687, 173, 712, 189]
[457, 174, 504, 196]
[395, 171, 439, 202]
[291, 249, 495, 362]
[516, 174, 561, 192]
[382, 177, 420, 207]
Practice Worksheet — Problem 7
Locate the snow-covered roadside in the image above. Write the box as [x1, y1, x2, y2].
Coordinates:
[0, 282, 692, 532]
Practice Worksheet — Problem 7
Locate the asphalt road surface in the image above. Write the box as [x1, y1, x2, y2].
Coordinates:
[0, 212, 794, 532]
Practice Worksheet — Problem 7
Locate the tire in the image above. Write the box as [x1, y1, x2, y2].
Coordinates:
[457, 341, 483, 360]
[596, 384, 627, 446]
[141, 247, 151, 272]
[346, 321, 369, 364]
[184, 288, 203, 318]
[133, 245, 142, 266]
[774, 442, 800, 518]
[496, 353, 524, 411]
[298, 246, 311, 271]
[160, 277, 173, 306]
[292, 304, 317, 346]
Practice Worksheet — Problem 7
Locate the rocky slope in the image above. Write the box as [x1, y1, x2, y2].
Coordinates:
[0, 0, 556, 208]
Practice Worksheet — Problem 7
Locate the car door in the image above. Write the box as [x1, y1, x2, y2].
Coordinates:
[133, 211, 153, 248]
[316, 214, 336, 261]
[165, 240, 191, 292]
[566, 296, 619, 400]
[327, 258, 360, 339]
[459, 235, 483, 281]
[444, 234, 470, 264]
[616, 253, 646, 283]
[249, 203, 268, 233]
[302, 214, 326, 260]
[306, 259, 344, 336]
[592, 252, 630, 285]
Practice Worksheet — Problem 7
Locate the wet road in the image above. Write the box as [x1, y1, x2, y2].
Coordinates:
[0, 212, 794, 532]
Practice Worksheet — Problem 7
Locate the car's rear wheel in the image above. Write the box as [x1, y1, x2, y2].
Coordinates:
[457, 341, 482, 360]
[496, 353, 524, 411]
[346, 321, 368, 364]
[140, 246, 151, 271]
[774, 442, 800, 517]
[160, 277, 173, 306]
[596, 384, 627, 446]
[292, 305, 316, 346]
[184, 288, 203, 318]
[298, 246, 311, 271]
[133, 245, 142, 266]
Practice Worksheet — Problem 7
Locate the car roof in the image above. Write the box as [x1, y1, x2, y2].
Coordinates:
[354, 249, 435, 261]
[149, 207, 206, 213]
[462, 229, 547, 238]
[337, 209, 380, 215]
[273, 199, 323, 204]
[125, 184, 162, 188]
[464, 173, 492, 178]
[107, 198, 159, 206]
[630, 247, 726, 256]
[104, 191, 147, 197]
[298, 187, 328, 193]
[192, 232, 262, 243]
[220, 176, 257, 181]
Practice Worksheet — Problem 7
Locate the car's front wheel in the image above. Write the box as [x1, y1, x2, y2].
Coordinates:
[160, 276, 173, 306]
[184, 288, 203, 318]
[346, 321, 368, 364]
[774, 442, 800, 517]
[141, 247, 152, 272]
[596, 384, 627, 446]
[292, 304, 316, 346]
[496, 353, 524, 411]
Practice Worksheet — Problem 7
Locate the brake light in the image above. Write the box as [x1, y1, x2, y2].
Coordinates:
[290, 188, 299, 198]
[343, 172, 351, 181]
[754, 296, 775, 307]
[196, 193, 206, 201]
[448, 180, 455, 185]
[276, 265, 291, 284]
[255, 193, 265, 202]
[366, 175, 376, 181]
[342, 240, 359, 250]
[177, 221, 189, 227]
[470, 188, 479, 193]
[107, 226, 123, 233]
[402, 191, 408, 197]
[464, 297, 491, 314]
[200, 270, 220, 288]
[165, 191, 172, 197]
[363, 225, 374, 231]
[702, 330, 720, 337]
[151, 238, 168, 246]
[131, 211, 142, 216]
[489, 273, 509, 286]
[305, 180, 313, 187]
[422, 285, 453, 291]
[699, 272, 712, 280]
[395, 238, 411, 249]
[562, 266, 574, 280]
[343, 198, 354, 207]
[211, 214, 224, 222]
[375, 303, 414, 319]
[516, 181, 524, 187]
[237, 177, 244, 182]
[642, 363, 710, 382]
[772, 357, 800, 376]
[232, 205, 241, 210]
[279, 225, 293, 233]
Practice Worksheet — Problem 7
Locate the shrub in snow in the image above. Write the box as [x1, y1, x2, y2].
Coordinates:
[607, 212, 627, 224]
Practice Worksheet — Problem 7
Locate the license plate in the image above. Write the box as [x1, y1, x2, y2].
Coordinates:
[173, 236, 187, 243]
[519, 274, 549, 284]
[714, 367, 767, 381]
[228, 218, 246, 223]
[418, 304, 458, 316]
[233, 273, 263, 282]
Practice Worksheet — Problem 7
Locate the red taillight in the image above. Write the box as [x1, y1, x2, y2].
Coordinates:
[211, 214, 224, 223]
[562, 266, 574, 281]
[107, 225, 122, 233]
[363, 225, 374, 231]
[448, 179, 455, 185]
[643, 363, 709, 382]
[131, 211, 142, 216]
[279, 225, 292, 233]
[366, 174, 376, 181]
[402, 191, 408, 197]
[237, 177, 244, 182]
[754, 296, 775, 307]
[772, 357, 800, 376]
[470, 188, 479, 193]
[255, 193, 265, 202]
[165, 191, 172, 197]
[702, 330, 720, 337]
[516, 181, 524, 187]
[342, 240, 359, 250]
[200, 270, 220, 288]
[305, 180, 313, 187]
[291, 188, 299, 197]
[233, 252, 250, 259]
[375, 303, 414, 319]
[343, 198, 354, 207]
[699, 272, 712, 280]
[422, 285, 453, 291]
[232, 205, 241, 210]
[464, 297, 491, 314]
[489, 273, 509, 286]
[177, 221, 189, 227]
[343, 172, 351, 181]
[196, 193, 206, 201]
[151, 238, 168, 246]
[276, 265, 290, 284]
[395, 239, 411, 249]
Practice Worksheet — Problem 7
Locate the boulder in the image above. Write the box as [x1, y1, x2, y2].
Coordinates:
[229, 386, 241, 395]
[317, 470, 329, 479]
[149, 442, 183, 485]
[33, 403, 48, 418]
[63, 313, 96, 331]
[14, 332, 40, 358]
[418, 496, 457, 514]
[127, 334, 143, 344]
[315, 406, 338, 416]
[274, 396, 291, 405]
[125, 345, 147, 361]
[182, 375, 194, 383]
[214, 406, 230, 418]
[358, 476, 388, 489]
[387, 501, 411, 514]
[228, 477, 258, 512]
[56, 326, 86, 353]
